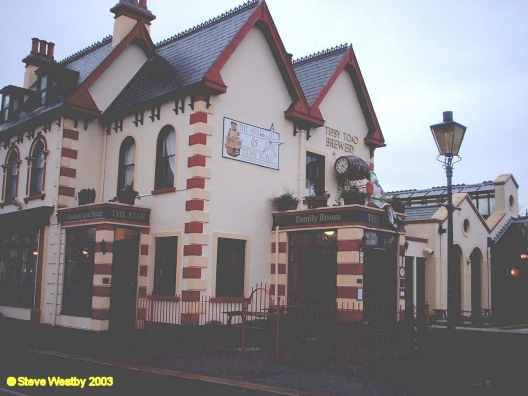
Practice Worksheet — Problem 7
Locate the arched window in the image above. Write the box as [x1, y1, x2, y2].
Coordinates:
[154, 126, 176, 190]
[28, 139, 47, 196]
[2, 148, 19, 201]
[117, 136, 136, 191]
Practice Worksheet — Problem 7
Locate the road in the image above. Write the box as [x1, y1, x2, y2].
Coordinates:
[0, 348, 289, 396]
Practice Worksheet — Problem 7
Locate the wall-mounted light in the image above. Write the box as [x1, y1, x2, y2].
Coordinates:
[101, 239, 106, 255]
[521, 253, 528, 260]
[404, 241, 409, 251]
[324, 230, 335, 236]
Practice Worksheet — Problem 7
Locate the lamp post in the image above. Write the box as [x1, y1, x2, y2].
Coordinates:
[430, 111, 467, 330]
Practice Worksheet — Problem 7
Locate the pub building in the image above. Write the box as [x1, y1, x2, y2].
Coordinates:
[0, 0, 521, 332]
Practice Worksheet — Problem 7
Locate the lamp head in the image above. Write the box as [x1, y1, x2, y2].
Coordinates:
[430, 111, 467, 157]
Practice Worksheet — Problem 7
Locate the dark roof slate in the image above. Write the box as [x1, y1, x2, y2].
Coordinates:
[404, 205, 440, 221]
[293, 45, 348, 105]
[62, 36, 114, 85]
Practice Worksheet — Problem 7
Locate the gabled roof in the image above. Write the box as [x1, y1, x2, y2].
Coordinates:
[105, 0, 322, 128]
[293, 44, 385, 149]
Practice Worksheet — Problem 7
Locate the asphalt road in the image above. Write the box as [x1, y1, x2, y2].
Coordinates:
[0, 348, 286, 396]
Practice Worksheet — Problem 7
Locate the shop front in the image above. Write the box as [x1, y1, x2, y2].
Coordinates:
[272, 204, 406, 323]
[57, 203, 150, 332]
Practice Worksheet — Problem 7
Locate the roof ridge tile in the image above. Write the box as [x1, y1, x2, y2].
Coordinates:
[292, 43, 348, 65]
[60, 35, 112, 64]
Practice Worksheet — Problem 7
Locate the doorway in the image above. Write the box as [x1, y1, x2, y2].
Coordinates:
[470, 248, 482, 319]
[109, 228, 140, 333]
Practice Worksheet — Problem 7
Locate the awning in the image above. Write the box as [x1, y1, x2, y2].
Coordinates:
[0, 206, 54, 234]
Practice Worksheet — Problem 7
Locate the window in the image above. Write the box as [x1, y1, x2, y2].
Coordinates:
[154, 126, 176, 190]
[2, 148, 19, 201]
[216, 238, 245, 297]
[2, 94, 10, 122]
[39, 75, 48, 106]
[117, 137, 136, 191]
[28, 139, 47, 196]
[0, 231, 39, 308]
[472, 193, 495, 219]
[62, 226, 95, 317]
[306, 151, 325, 196]
[153, 236, 177, 295]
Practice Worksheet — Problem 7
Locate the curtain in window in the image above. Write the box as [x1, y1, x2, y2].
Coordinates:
[124, 141, 135, 188]
[164, 128, 176, 176]
[36, 151, 45, 193]
[5, 152, 18, 200]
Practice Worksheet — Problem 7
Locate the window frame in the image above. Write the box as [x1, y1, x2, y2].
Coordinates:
[154, 126, 176, 191]
[215, 237, 247, 298]
[2, 147, 20, 202]
[117, 136, 136, 192]
[153, 236, 178, 296]
[305, 151, 325, 197]
[27, 138, 48, 197]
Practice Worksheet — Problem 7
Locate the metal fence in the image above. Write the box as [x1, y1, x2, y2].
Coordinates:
[135, 285, 429, 369]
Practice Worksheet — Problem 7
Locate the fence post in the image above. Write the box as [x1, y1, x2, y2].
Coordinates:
[425, 302, 430, 329]
[274, 303, 280, 359]
[148, 295, 154, 340]
[241, 301, 247, 356]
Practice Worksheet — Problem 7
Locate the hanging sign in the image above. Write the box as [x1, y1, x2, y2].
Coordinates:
[222, 117, 283, 169]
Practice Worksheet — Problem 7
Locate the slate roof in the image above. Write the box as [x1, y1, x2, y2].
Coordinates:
[403, 204, 440, 221]
[293, 45, 348, 105]
[388, 180, 495, 201]
[62, 36, 114, 85]
[107, 1, 259, 114]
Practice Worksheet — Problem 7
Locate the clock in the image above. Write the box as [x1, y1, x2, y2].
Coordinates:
[334, 155, 370, 180]
[334, 156, 350, 176]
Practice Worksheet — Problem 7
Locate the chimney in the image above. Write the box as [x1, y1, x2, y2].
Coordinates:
[22, 38, 56, 89]
[110, 0, 156, 47]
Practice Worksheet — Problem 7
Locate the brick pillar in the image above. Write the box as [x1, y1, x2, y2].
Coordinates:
[269, 230, 287, 304]
[181, 95, 213, 325]
[136, 228, 150, 322]
[336, 228, 364, 323]
[91, 224, 114, 330]
[58, 125, 79, 208]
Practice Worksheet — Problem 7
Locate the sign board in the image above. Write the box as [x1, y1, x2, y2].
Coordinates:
[222, 117, 283, 169]
[57, 205, 150, 225]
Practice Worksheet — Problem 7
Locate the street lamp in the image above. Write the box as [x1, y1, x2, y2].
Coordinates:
[430, 111, 467, 330]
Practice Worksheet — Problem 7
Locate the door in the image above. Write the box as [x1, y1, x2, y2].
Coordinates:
[110, 238, 139, 333]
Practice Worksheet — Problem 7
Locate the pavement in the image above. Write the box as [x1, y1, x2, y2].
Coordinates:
[3, 317, 528, 395]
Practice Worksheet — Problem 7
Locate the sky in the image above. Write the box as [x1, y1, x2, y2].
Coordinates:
[1, 1, 527, 212]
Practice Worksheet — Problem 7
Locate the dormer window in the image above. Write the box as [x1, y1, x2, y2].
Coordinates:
[0, 86, 34, 123]
[1, 93, 20, 123]
[39, 75, 48, 106]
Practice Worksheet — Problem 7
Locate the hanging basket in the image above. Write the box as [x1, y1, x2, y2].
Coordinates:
[78, 189, 96, 206]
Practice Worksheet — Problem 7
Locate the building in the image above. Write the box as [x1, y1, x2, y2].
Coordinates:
[1, 0, 416, 332]
[389, 174, 525, 324]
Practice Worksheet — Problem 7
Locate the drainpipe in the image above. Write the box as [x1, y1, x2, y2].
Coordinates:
[100, 127, 108, 202]
[53, 117, 65, 326]
[297, 129, 305, 204]
[413, 258, 417, 314]
[275, 226, 279, 304]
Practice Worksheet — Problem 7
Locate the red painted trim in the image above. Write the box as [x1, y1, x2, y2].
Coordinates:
[138, 265, 147, 276]
[189, 133, 208, 146]
[181, 290, 201, 302]
[58, 186, 75, 197]
[186, 200, 205, 211]
[63, 128, 79, 140]
[148, 294, 180, 301]
[94, 264, 112, 275]
[141, 245, 149, 255]
[186, 177, 205, 189]
[67, 22, 155, 113]
[337, 263, 363, 275]
[183, 244, 203, 256]
[185, 222, 203, 234]
[24, 193, 46, 204]
[60, 167, 77, 178]
[61, 148, 78, 159]
[91, 308, 110, 320]
[337, 286, 359, 299]
[182, 267, 201, 279]
[337, 310, 363, 323]
[93, 286, 111, 298]
[181, 313, 200, 325]
[151, 186, 176, 195]
[32, 228, 46, 316]
[136, 308, 146, 321]
[95, 241, 113, 253]
[189, 112, 208, 124]
[271, 263, 286, 275]
[188, 155, 207, 168]
[96, 224, 115, 231]
[204, 2, 318, 127]
[141, 228, 150, 235]
[337, 239, 361, 251]
[138, 286, 147, 297]
[210, 296, 249, 303]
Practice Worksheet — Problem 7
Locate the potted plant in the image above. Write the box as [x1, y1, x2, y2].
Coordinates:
[387, 196, 406, 213]
[306, 182, 330, 209]
[77, 188, 96, 205]
[117, 184, 138, 205]
[338, 180, 366, 205]
[269, 186, 299, 212]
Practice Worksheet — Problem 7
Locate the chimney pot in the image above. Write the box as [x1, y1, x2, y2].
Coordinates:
[139, 0, 147, 8]
[39, 40, 48, 56]
[47, 42, 55, 59]
[31, 38, 39, 55]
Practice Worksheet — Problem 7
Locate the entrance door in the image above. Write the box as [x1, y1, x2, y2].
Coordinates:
[298, 249, 337, 303]
[110, 238, 139, 333]
[470, 249, 482, 319]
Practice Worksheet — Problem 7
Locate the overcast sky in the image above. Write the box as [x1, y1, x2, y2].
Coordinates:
[2, 1, 527, 212]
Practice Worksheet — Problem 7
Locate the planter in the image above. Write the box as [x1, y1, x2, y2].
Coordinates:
[78, 189, 96, 205]
[307, 197, 328, 209]
[343, 193, 366, 205]
[391, 200, 406, 214]
[117, 189, 138, 205]
[277, 201, 299, 212]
